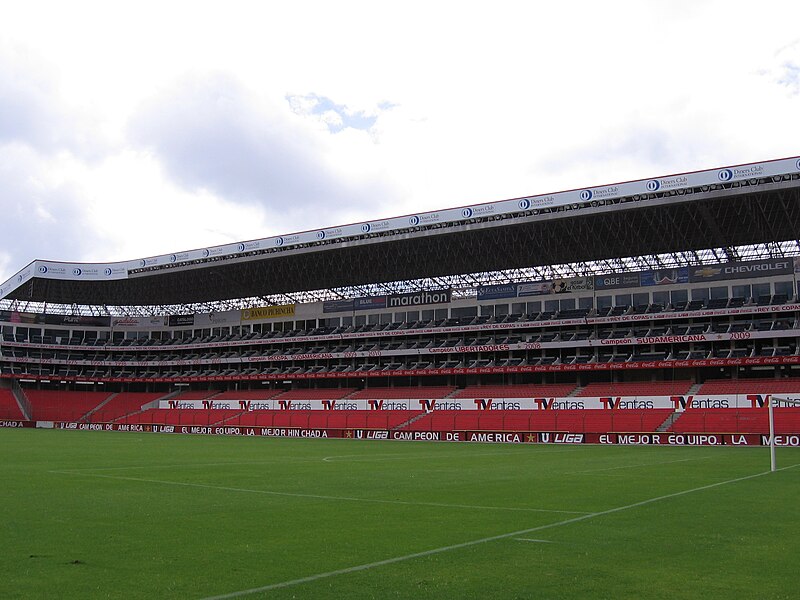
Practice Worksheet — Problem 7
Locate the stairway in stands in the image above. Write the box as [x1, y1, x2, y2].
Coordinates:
[392, 411, 429, 431]
[687, 382, 703, 395]
[657, 411, 682, 432]
[111, 390, 181, 423]
[11, 384, 31, 420]
[80, 392, 118, 423]
[568, 385, 584, 397]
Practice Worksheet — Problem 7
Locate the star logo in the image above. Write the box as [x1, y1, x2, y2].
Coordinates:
[345, 430, 353, 438]
[526, 434, 537, 443]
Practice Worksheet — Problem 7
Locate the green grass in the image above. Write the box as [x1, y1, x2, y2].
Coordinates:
[1, 429, 799, 599]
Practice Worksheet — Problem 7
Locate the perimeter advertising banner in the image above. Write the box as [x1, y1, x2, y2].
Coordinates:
[0, 420, 32, 428]
[387, 289, 451, 307]
[158, 396, 799, 411]
[194, 310, 240, 327]
[241, 305, 295, 321]
[477, 279, 592, 299]
[111, 316, 169, 328]
[260, 292, 403, 316]
[594, 273, 641, 290]
[323, 299, 356, 313]
[477, 284, 518, 301]
[639, 267, 690, 287]
[354, 296, 387, 311]
[516, 282, 554, 297]
[688, 258, 793, 282]
[168, 314, 195, 327]
[43, 422, 797, 446]
[552, 277, 594, 294]
[43, 314, 111, 327]
[0, 310, 43, 324]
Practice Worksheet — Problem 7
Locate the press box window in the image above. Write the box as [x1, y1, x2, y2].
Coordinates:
[614, 294, 632, 307]
[559, 298, 575, 311]
[596, 296, 612, 309]
[732, 285, 751, 300]
[710, 286, 728, 300]
[452, 306, 477, 318]
[752, 282, 771, 298]
[651, 291, 669, 307]
[632, 292, 649, 307]
[774, 281, 793, 298]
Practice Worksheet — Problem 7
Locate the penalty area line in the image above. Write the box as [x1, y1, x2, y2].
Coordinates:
[200, 463, 800, 600]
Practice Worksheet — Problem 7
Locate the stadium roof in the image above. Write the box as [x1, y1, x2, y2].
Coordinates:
[2, 157, 799, 313]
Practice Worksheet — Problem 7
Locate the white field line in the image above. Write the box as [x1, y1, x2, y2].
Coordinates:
[199, 462, 800, 600]
[514, 538, 556, 543]
[565, 455, 713, 474]
[48, 471, 591, 515]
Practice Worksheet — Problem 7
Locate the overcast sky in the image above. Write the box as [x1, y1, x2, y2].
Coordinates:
[1, 0, 799, 281]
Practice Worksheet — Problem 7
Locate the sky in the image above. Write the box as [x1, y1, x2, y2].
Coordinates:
[1, 0, 799, 282]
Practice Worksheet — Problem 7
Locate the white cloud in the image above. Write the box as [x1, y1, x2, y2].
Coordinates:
[763, 39, 800, 96]
[0, 144, 107, 265]
[127, 74, 401, 230]
[75, 149, 270, 261]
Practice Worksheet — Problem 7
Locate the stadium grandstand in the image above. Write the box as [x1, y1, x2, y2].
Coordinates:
[1, 156, 800, 446]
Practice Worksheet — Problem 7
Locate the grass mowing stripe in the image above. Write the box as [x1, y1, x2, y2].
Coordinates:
[47, 447, 580, 472]
[321, 447, 582, 462]
[48, 459, 321, 472]
[48, 471, 593, 515]
[564, 455, 713, 474]
[199, 462, 800, 599]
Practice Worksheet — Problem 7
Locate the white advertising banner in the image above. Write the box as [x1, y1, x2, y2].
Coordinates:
[193, 310, 241, 327]
[157, 395, 707, 411]
[111, 316, 169, 328]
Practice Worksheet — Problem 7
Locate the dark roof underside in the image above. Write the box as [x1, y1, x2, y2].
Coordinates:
[9, 183, 800, 306]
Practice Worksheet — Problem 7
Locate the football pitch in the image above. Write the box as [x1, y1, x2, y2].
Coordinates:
[2, 429, 799, 599]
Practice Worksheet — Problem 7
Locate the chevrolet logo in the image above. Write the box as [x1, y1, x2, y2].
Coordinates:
[693, 266, 721, 278]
